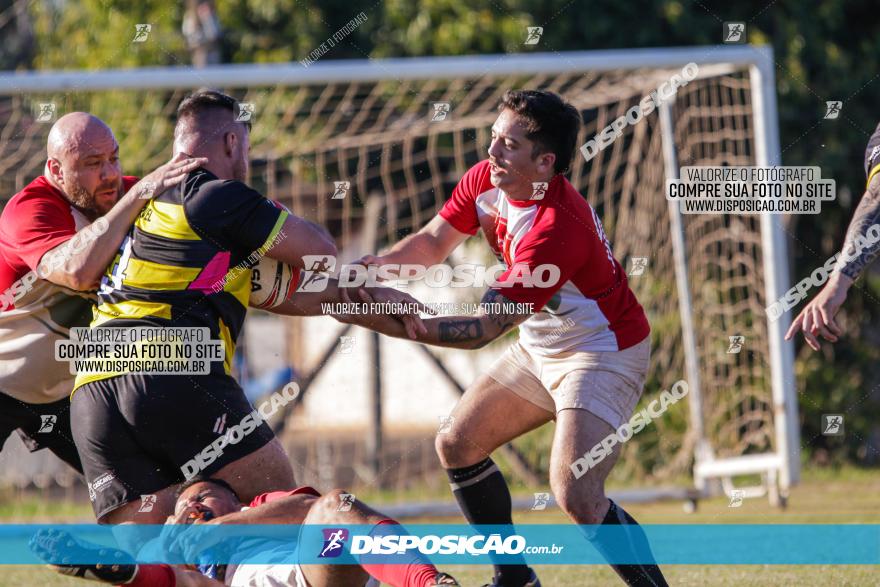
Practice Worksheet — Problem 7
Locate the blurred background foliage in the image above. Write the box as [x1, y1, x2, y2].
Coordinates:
[1, 0, 877, 468]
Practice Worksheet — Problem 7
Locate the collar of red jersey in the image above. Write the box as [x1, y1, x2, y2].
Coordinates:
[500, 174, 561, 208]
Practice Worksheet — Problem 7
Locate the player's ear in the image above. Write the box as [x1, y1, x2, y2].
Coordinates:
[46, 158, 63, 183]
[536, 151, 556, 174]
[223, 131, 238, 158]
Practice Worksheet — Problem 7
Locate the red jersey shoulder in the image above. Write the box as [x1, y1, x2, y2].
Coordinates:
[440, 160, 494, 235]
[449, 160, 494, 207]
[460, 160, 493, 197]
[1, 175, 141, 275]
[2, 177, 75, 232]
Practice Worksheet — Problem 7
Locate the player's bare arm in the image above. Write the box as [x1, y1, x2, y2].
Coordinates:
[189, 495, 311, 526]
[267, 278, 430, 339]
[786, 173, 880, 350]
[339, 287, 531, 349]
[356, 215, 469, 270]
[157, 488, 316, 563]
[255, 211, 430, 337]
[39, 152, 207, 291]
[262, 214, 338, 270]
[837, 172, 880, 281]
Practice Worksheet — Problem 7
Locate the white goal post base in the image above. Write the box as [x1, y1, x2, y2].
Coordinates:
[694, 452, 787, 507]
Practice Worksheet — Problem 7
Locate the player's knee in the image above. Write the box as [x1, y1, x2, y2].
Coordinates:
[551, 472, 604, 524]
[434, 431, 473, 468]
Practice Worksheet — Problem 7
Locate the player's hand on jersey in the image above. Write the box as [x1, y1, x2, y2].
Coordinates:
[785, 273, 851, 351]
[131, 152, 209, 200]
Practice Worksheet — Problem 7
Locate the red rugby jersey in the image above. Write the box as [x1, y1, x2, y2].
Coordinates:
[440, 160, 649, 354]
[0, 175, 138, 403]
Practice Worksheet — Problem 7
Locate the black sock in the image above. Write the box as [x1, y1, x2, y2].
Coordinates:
[584, 499, 668, 587]
[446, 458, 531, 586]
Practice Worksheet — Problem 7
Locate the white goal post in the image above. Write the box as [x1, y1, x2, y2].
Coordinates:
[0, 46, 799, 503]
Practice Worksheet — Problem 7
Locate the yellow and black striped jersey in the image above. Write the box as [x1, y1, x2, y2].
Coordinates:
[73, 168, 287, 390]
[865, 121, 880, 188]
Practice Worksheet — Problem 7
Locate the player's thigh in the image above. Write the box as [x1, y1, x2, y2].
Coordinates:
[550, 407, 622, 491]
[121, 372, 293, 506]
[70, 381, 180, 523]
[546, 339, 651, 501]
[211, 437, 295, 504]
[549, 408, 624, 523]
[436, 372, 553, 468]
[25, 397, 83, 473]
[298, 491, 379, 587]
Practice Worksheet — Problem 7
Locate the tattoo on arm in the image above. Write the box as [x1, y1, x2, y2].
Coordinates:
[839, 177, 880, 280]
[438, 319, 484, 343]
[480, 289, 532, 339]
[481, 289, 519, 333]
[436, 290, 532, 347]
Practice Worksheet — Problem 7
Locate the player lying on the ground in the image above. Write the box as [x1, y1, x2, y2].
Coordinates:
[0, 112, 205, 477]
[335, 90, 667, 587]
[69, 90, 428, 526]
[32, 476, 459, 587]
[786, 120, 880, 350]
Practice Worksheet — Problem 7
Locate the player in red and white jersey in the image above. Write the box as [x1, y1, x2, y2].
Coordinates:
[0, 112, 205, 473]
[346, 91, 666, 586]
[438, 159, 649, 355]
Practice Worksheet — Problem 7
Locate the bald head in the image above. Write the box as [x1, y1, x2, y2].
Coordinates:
[173, 90, 250, 182]
[45, 112, 122, 219]
[47, 112, 115, 159]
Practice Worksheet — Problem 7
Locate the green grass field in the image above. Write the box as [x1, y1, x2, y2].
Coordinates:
[1, 467, 877, 586]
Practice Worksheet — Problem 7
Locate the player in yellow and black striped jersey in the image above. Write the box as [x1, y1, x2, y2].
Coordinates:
[76, 166, 288, 388]
[787, 120, 880, 350]
[865, 121, 880, 188]
[68, 90, 428, 525]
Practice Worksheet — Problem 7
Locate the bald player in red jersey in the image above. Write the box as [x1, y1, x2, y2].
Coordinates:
[0, 112, 204, 473]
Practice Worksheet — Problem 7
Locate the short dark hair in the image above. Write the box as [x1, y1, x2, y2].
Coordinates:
[498, 90, 582, 174]
[176, 89, 250, 130]
[176, 476, 240, 501]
